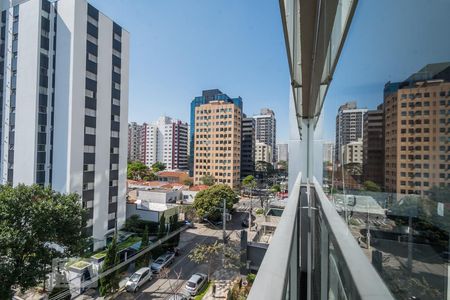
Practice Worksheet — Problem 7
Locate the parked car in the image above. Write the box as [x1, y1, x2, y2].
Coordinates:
[241, 218, 249, 228]
[167, 292, 190, 300]
[125, 267, 152, 292]
[185, 272, 208, 296]
[150, 252, 175, 273]
[184, 220, 194, 228]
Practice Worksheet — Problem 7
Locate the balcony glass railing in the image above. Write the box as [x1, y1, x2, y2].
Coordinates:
[248, 173, 393, 300]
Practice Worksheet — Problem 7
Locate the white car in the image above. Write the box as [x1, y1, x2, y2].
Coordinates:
[185, 273, 208, 296]
[150, 252, 175, 273]
[125, 267, 152, 292]
[167, 293, 190, 300]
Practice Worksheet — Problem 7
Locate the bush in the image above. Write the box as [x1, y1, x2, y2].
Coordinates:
[255, 208, 264, 215]
[246, 273, 256, 283]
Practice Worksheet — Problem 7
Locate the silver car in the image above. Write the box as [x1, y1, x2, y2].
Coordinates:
[185, 272, 208, 296]
[150, 252, 175, 273]
[125, 267, 152, 292]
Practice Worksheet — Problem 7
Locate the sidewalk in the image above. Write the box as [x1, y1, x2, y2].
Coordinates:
[203, 268, 239, 300]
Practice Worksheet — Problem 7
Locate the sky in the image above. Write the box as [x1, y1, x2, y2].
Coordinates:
[89, 0, 450, 144]
[89, 0, 290, 142]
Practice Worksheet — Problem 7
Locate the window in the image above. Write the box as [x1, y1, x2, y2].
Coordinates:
[114, 82, 120, 90]
[84, 164, 94, 172]
[86, 71, 97, 81]
[85, 126, 96, 135]
[84, 145, 95, 153]
[86, 89, 95, 98]
[113, 65, 121, 74]
[113, 49, 121, 57]
[83, 182, 94, 191]
[87, 34, 97, 44]
[109, 179, 118, 187]
[111, 147, 119, 154]
[111, 163, 118, 170]
[110, 195, 117, 203]
[112, 98, 120, 106]
[87, 53, 97, 63]
[88, 15, 98, 26]
[112, 115, 120, 122]
[111, 130, 119, 138]
[85, 108, 96, 117]
[114, 33, 121, 42]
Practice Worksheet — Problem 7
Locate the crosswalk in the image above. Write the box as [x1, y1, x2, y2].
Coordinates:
[351, 217, 387, 227]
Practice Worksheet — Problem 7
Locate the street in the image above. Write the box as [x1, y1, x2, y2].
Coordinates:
[115, 203, 250, 300]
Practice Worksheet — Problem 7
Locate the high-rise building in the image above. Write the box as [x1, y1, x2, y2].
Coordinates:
[128, 122, 142, 162]
[341, 138, 363, 165]
[0, 0, 129, 246]
[241, 115, 255, 178]
[322, 142, 334, 163]
[384, 62, 450, 196]
[363, 105, 384, 187]
[276, 143, 288, 162]
[193, 100, 242, 189]
[140, 123, 157, 167]
[253, 108, 277, 164]
[255, 142, 272, 164]
[156, 116, 188, 170]
[189, 89, 243, 176]
[138, 117, 188, 170]
[335, 101, 367, 163]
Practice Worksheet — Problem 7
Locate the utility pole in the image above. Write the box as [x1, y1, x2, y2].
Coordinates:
[248, 186, 253, 232]
[223, 198, 227, 244]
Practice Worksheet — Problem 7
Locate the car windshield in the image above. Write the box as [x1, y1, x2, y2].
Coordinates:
[155, 258, 164, 264]
[186, 281, 196, 288]
[129, 273, 140, 282]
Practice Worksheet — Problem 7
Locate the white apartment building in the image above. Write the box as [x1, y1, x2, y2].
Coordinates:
[0, 0, 129, 248]
[141, 123, 158, 166]
[253, 108, 277, 164]
[322, 142, 334, 163]
[138, 116, 188, 170]
[341, 138, 363, 165]
[276, 143, 288, 162]
[335, 101, 367, 163]
[255, 142, 272, 164]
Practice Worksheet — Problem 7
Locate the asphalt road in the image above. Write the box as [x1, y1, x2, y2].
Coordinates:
[115, 214, 246, 300]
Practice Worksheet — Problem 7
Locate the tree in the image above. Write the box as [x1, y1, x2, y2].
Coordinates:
[183, 178, 194, 187]
[255, 161, 274, 176]
[242, 175, 257, 197]
[344, 162, 362, 176]
[188, 242, 221, 279]
[363, 180, 381, 192]
[127, 161, 149, 180]
[158, 213, 166, 238]
[137, 226, 150, 268]
[271, 184, 281, 193]
[200, 174, 216, 186]
[142, 172, 158, 181]
[151, 161, 166, 172]
[99, 236, 120, 296]
[278, 160, 288, 171]
[0, 184, 86, 299]
[193, 184, 239, 220]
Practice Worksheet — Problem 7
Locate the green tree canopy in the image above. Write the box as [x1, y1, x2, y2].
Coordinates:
[151, 161, 166, 172]
[242, 175, 257, 189]
[363, 180, 382, 192]
[0, 184, 86, 298]
[193, 184, 239, 220]
[255, 160, 274, 174]
[128, 161, 150, 180]
[99, 236, 120, 296]
[271, 184, 281, 193]
[278, 160, 288, 171]
[200, 174, 216, 186]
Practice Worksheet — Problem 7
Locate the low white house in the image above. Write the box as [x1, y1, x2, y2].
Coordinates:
[126, 200, 179, 223]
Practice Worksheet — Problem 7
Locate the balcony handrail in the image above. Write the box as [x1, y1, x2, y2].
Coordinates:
[313, 176, 394, 299]
[247, 172, 302, 300]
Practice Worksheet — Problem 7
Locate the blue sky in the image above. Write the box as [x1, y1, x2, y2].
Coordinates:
[89, 0, 290, 141]
[89, 0, 450, 143]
